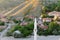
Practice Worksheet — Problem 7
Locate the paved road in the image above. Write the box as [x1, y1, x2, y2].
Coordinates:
[1, 36, 60, 40]
[37, 36, 60, 40]
[1, 36, 34, 40]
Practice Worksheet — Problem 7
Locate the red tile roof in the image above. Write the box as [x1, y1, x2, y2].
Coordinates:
[20, 22, 28, 26]
[0, 26, 6, 29]
[38, 24, 48, 30]
[43, 18, 52, 20]
[48, 11, 60, 16]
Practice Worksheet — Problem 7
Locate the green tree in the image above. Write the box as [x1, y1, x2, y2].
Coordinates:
[41, 14, 48, 18]
[0, 21, 4, 25]
[48, 22, 59, 34]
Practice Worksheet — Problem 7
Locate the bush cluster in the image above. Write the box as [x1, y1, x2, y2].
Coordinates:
[38, 22, 60, 36]
[42, 2, 60, 13]
[7, 22, 34, 37]
[0, 21, 5, 26]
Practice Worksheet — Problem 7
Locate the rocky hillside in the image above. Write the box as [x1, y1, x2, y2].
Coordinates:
[0, 0, 59, 17]
[0, 0, 25, 12]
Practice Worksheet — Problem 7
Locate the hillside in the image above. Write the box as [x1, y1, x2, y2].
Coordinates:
[0, 0, 25, 12]
[0, 0, 59, 17]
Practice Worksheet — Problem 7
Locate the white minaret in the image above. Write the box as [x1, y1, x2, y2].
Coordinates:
[34, 18, 37, 40]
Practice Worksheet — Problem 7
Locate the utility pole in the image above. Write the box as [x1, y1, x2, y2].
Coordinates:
[34, 18, 37, 40]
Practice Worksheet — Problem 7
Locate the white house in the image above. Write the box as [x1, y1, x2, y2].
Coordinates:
[57, 21, 60, 24]
[43, 18, 52, 22]
[48, 11, 60, 17]
[48, 11, 60, 20]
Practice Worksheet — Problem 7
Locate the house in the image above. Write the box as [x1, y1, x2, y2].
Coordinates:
[16, 17, 23, 21]
[38, 24, 48, 30]
[20, 21, 28, 26]
[40, 26, 48, 30]
[48, 11, 57, 16]
[42, 18, 53, 22]
[48, 11, 56, 16]
[25, 15, 35, 19]
[0, 14, 5, 18]
[54, 15, 60, 20]
[48, 11, 60, 16]
[0, 18, 8, 22]
[0, 26, 6, 30]
[48, 11, 60, 20]
[0, 13, 8, 22]
[57, 21, 60, 24]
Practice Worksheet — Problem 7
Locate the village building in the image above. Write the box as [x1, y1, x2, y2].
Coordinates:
[48, 11, 60, 20]
[42, 18, 53, 22]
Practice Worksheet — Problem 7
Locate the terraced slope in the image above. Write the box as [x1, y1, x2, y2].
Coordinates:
[0, 0, 25, 12]
[3, 0, 41, 17]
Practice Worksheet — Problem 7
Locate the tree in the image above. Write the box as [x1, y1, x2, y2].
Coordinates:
[43, 22, 50, 26]
[13, 19, 21, 23]
[7, 22, 34, 37]
[41, 14, 48, 18]
[0, 21, 4, 25]
[23, 17, 33, 22]
[55, 1, 60, 11]
[48, 22, 59, 34]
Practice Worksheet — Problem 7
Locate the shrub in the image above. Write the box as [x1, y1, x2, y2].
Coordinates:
[42, 3, 57, 12]
[55, 1, 60, 11]
[13, 19, 21, 23]
[38, 21, 60, 35]
[43, 22, 50, 26]
[0, 29, 3, 32]
[6, 25, 22, 36]
[48, 22, 59, 35]
[20, 29, 32, 37]
[42, 6, 50, 13]
[7, 22, 34, 37]
[41, 14, 48, 18]
[25, 22, 34, 30]
[37, 27, 48, 36]
[23, 17, 33, 22]
[19, 22, 34, 37]
[0, 21, 4, 26]
[6, 31, 12, 36]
